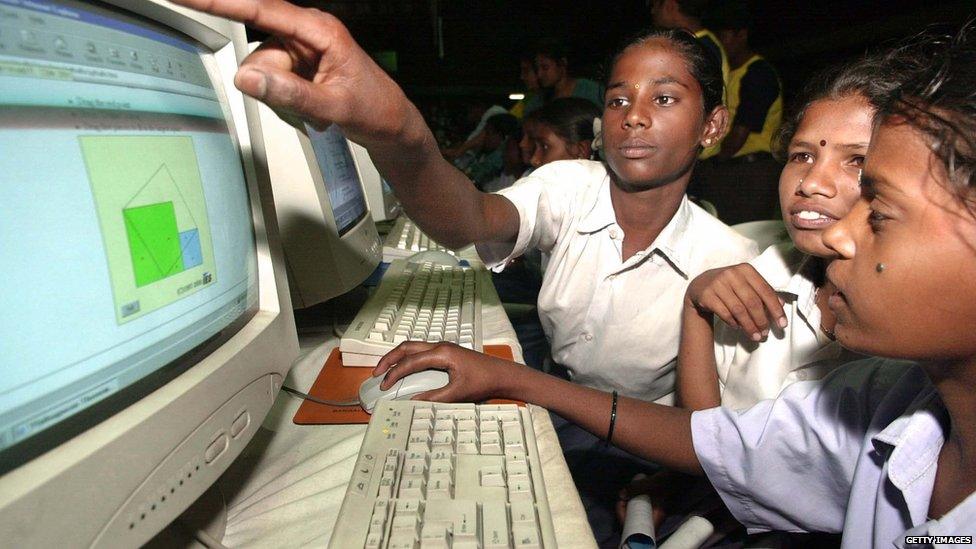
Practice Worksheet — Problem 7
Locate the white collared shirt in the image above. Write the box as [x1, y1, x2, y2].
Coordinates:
[692, 359, 976, 548]
[479, 160, 758, 402]
[715, 243, 863, 409]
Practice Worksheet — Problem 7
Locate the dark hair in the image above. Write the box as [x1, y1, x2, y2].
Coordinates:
[484, 113, 519, 139]
[530, 97, 601, 145]
[879, 23, 976, 211]
[706, 0, 751, 31]
[608, 28, 724, 115]
[773, 55, 908, 161]
[674, 0, 711, 20]
[533, 38, 571, 66]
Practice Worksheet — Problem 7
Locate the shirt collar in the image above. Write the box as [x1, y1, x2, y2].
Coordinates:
[577, 182, 696, 277]
[576, 174, 616, 234]
[778, 251, 822, 329]
[871, 386, 948, 525]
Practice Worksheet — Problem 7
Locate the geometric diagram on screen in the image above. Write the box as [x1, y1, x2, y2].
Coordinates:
[80, 135, 216, 324]
[124, 164, 204, 286]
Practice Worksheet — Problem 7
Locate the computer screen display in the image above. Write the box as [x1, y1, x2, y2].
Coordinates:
[305, 124, 369, 235]
[0, 0, 258, 470]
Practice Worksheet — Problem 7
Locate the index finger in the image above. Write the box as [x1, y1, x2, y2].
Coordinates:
[741, 266, 787, 329]
[374, 341, 439, 377]
[169, 0, 336, 49]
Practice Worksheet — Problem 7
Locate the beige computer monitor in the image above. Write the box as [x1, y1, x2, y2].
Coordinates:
[253, 81, 383, 308]
[348, 141, 402, 222]
[0, 1, 297, 546]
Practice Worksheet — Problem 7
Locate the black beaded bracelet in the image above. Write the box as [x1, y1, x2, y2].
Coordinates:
[605, 390, 618, 447]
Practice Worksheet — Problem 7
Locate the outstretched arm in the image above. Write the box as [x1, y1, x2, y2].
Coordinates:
[169, 0, 519, 248]
[374, 343, 702, 474]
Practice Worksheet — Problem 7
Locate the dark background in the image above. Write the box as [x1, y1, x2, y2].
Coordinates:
[249, 1, 974, 131]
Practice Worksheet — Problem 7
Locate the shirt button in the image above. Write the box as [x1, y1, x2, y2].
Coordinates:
[582, 332, 593, 341]
[608, 228, 619, 239]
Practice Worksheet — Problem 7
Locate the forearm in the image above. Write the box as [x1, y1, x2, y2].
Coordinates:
[494, 363, 703, 474]
[676, 304, 722, 410]
[367, 104, 517, 248]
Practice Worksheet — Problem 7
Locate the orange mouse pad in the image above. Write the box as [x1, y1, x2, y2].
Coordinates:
[292, 345, 521, 425]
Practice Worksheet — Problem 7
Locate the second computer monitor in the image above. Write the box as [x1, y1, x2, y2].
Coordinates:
[255, 99, 383, 308]
[347, 141, 401, 222]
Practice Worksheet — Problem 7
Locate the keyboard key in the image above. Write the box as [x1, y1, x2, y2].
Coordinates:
[512, 524, 541, 549]
[482, 501, 511, 549]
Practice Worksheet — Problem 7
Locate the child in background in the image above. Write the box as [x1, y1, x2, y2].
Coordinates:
[464, 112, 518, 189]
[524, 97, 601, 168]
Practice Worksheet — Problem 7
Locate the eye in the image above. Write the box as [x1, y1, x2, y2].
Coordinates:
[654, 95, 677, 106]
[607, 97, 629, 109]
[789, 151, 813, 164]
[850, 155, 865, 168]
[867, 205, 888, 233]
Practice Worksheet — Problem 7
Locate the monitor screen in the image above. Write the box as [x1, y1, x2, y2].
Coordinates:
[305, 124, 368, 235]
[0, 0, 258, 470]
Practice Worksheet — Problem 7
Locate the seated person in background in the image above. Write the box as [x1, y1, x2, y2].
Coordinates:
[442, 97, 509, 167]
[464, 112, 519, 189]
[161, 6, 756, 542]
[533, 38, 604, 110]
[615, 53, 912, 543]
[524, 97, 601, 168]
[481, 127, 527, 194]
[378, 25, 976, 545]
[510, 49, 544, 119]
[690, 1, 784, 225]
[650, 0, 730, 93]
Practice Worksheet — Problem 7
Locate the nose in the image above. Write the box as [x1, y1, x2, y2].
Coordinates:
[822, 198, 865, 259]
[623, 102, 650, 130]
[797, 158, 840, 198]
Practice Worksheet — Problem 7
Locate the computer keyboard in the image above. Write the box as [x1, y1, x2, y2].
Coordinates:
[383, 217, 458, 261]
[329, 401, 557, 548]
[341, 259, 486, 367]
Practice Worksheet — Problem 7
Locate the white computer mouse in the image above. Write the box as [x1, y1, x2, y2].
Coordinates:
[358, 369, 450, 413]
[407, 250, 460, 267]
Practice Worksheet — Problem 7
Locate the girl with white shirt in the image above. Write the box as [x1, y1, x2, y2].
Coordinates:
[613, 54, 913, 545]
[379, 26, 976, 545]
[676, 57, 907, 412]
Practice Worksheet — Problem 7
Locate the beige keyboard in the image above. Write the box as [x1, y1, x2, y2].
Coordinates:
[340, 259, 486, 367]
[328, 401, 557, 548]
[382, 217, 457, 261]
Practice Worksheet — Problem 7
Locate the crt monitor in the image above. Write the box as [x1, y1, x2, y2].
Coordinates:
[0, 0, 298, 546]
[348, 140, 401, 222]
[254, 90, 383, 308]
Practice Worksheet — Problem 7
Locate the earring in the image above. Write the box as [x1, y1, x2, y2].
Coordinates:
[876, 263, 886, 273]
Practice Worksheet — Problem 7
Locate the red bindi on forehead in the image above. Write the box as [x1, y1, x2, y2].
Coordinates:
[820, 140, 827, 147]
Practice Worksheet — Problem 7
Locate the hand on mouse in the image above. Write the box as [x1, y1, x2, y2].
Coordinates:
[685, 263, 786, 342]
[168, 0, 422, 146]
[373, 342, 522, 403]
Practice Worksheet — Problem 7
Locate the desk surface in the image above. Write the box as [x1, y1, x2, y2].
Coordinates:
[216, 282, 596, 548]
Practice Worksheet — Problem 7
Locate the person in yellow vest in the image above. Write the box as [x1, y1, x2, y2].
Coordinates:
[650, 0, 730, 160]
[691, 1, 784, 224]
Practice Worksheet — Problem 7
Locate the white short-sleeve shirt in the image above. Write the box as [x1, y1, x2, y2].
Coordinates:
[478, 160, 758, 402]
[715, 243, 863, 409]
[692, 359, 976, 548]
